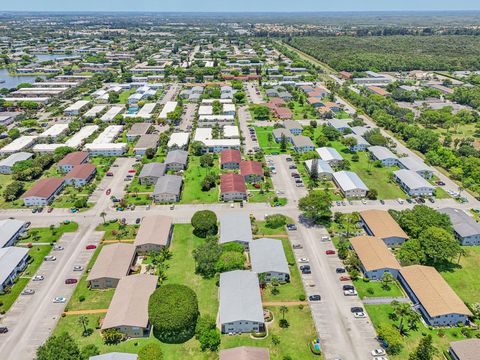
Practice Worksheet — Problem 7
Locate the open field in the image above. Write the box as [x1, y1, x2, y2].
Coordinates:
[255, 126, 287, 155]
[353, 279, 403, 299]
[180, 156, 220, 204]
[95, 221, 138, 240]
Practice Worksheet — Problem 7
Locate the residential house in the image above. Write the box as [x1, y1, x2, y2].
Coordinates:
[22, 178, 64, 206]
[139, 163, 166, 186]
[89, 353, 138, 360]
[333, 171, 368, 198]
[304, 159, 334, 180]
[438, 208, 480, 246]
[0, 247, 29, 292]
[219, 213, 252, 248]
[291, 136, 315, 153]
[368, 146, 398, 167]
[397, 156, 433, 179]
[0, 152, 33, 174]
[220, 173, 247, 202]
[449, 339, 480, 360]
[64, 164, 96, 187]
[240, 161, 264, 183]
[328, 119, 351, 133]
[345, 134, 369, 152]
[165, 150, 188, 171]
[134, 215, 173, 254]
[316, 147, 343, 165]
[272, 128, 292, 143]
[57, 151, 89, 172]
[283, 120, 302, 135]
[350, 236, 401, 280]
[133, 134, 158, 156]
[359, 209, 409, 247]
[101, 274, 157, 337]
[87, 243, 136, 289]
[167, 132, 189, 150]
[398, 265, 472, 326]
[219, 270, 264, 334]
[250, 238, 290, 283]
[220, 149, 241, 170]
[0, 219, 27, 248]
[393, 169, 434, 197]
[152, 175, 182, 203]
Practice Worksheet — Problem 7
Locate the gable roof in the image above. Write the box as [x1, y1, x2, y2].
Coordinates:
[64, 163, 96, 180]
[438, 208, 480, 238]
[89, 353, 138, 360]
[393, 169, 434, 190]
[101, 274, 157, 330]
[316, 147, 343, 162]
[449, 339, 480, 360]
[219, 213, 252, 245]
[153, 175, 182, 196]
[333, 171, 368, 192]
[220, 149, 241, 165]
[58, 151, 89, 166]
[165, 150, 188, 165]
[219, 270, 264, 324]
[360, 209, 408, 240]
[0, 247, 29, 287]
[220, 173, 246, 194]
[22, 178, 64, 199]
[87, 243, 135, 282]
[399, 265, 472, 318]
[350, 236, 401, 272]
[0, 219, 26, 248]
[240, 161, 263, 176]
[250, 238, 290, 275]
[139, 162, 166, 179]
[134, 215, 172, 247]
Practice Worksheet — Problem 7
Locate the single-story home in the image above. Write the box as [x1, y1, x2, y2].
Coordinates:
[438, 208, 480, 246]
[333, 171, 368, 198]
[393, 169, 434, 197]
[316, 147, 343, 164]
[133, 134, 158, 156]
[272, 128, 292, 143]
[398, 265, 472, 326]
[397, 156, 433, 179]
[328, 119, 351, 133]
[359, 209, 409, 247]
[350, 236, 401, 280]
[345, 134, 369, 152]
[250, 238, 290, 283]
[368, 146, 398, 167]
[101, 274, 157, 338]
[0, 152, 33, 174]
[449, 339, 480, 360]
[0, 246, 29, 292]
[304, 159, 334, 180]
[291, 136, 315, 153]
[219, 270, 264, 334]
[87, 243, 136, 289]
[283, 120, 302, 135]
[134, 215, 173, 254]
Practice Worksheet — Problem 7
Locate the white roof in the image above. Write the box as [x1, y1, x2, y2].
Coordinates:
[305, 159, 334, 175]
[394, 169, 434, 190]
[316, 147, 343, 162]
[0, 152, 33, 168]
[2, 97, 49, 104]
[202, 99, 232, 104]
[32, 144, 64, 153]
[84, 143, 127, 151]
[0, 247, 29, 287]
[65, 125, 99, 148]
[83, 105, 107, 118]
[194, 128, 212, 142]
[198, 105, 213, 116]
[250, 238, 290, 275]
[101, 106, 124, 122]
[368, 146, 398, 161]
[203, 139, 241, 147]
[398, 156, 432, 173]
[92, 125, 123, 144]
[159, 101, 178, 119]
[0, 136, 37, 153]
[64, 100, 90, 112]
[167, 132, 189, 148]
[224, 125, 239, 138]
[0, 219, 26, 248]
[220, 213, 252, 245]
[333, 171, 369, 192]
[38, 123, 68, 138]
[199, 115, 235, 121]
[223, 103, 236, 113]
[136, 103, 156, 118]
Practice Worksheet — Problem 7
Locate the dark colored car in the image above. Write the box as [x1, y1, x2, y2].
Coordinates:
[343, 285, 355, 291]
[301, 268, 311, 274]
[0, 327, 8, 333]
[336, 267, 346, 273]
[325, 250, 336, 255]
[309, 295, 321, 301]
[65, 278, 78, 284]
[380, 199, 385, 205]
[300, 265, 310, 271]
[351, 307, 363, 313]
[135, 218, 141, 224]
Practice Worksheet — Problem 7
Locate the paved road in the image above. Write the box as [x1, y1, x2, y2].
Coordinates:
[238, 105, 259, 154]
[245, 82, 263, 104]
[179, 103, 196, 131]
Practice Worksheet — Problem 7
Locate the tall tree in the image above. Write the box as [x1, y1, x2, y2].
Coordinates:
[409, 335, 436, 360]
[418, 226, 461, 265]
[298, 191, 332, 224]
[37, 332, 81, 360]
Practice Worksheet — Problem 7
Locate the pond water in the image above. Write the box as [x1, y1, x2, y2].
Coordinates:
[34, 54, 78, 62]
[0, 68, 45, 89]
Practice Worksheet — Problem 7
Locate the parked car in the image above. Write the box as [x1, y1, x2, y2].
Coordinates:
[135, 218, 141, 224]
[21, 288, 35, 295]
[436, 181, 445, 186]
[309, 295, 321, 301]
[298, 258, 309, 263]
[292, 244, 303, 249]
[336, 268, 346, 273]
[73, 266, 84, 271]
[351, 306, 364, 313]
[106, 189, 111, 195]
[286, 157, 292, 162]
[302, 268, 311, 274]
[86, 245, 97, 250]
[0, 327, 8, 333]
[371, 349, 386, 356]
[340, 275, 351, 281]
[300, 265, 310, 271]
[428, 197, 435, 203]
[106, 172, 113, 177]
[343, 285, 355, 291]
[44, 255, 56, 261]
[31, 208, 38, 213]
[53, 297, 66, 303]
[380, 199, 385, 205]
[32, 275, 44, 281]
[325, 250, 336, 255]
[373, 357, 388, 360]
[287, 224, 297, 231]
[354, 311, 366, 318]
[65, 278, 78, 284]
[53, 245, 64, 251]
[128, 169, 136, 173]
[344, 289, 358, 296]
[47, 207, 53, 213]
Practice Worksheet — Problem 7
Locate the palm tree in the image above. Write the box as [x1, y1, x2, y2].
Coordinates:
[380, 272, 394, 290]
[78, 315, 89, 336]
[279, 305, 289, 320]
[100, 211, 107, 224]
[391, 301, 415, 335]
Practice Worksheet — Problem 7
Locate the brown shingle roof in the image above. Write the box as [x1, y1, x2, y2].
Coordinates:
[134, 215, 172, 248]
[87, 243, 135, 282]
[360, 210, 409, 240]
[101, 274, 157, 330]
[240, 161, 263, 177]
[58, 151, 89, 166]
[449, 339, 480, 360]
[220, 149, 241, 165]
[220, 346, 270, 360]
[400, 265, 472, 318]
[22, 178, 64, 199]
[350, 236, 401, 272]
[64, 163, 96, 180]
[220, 173, 246, 194]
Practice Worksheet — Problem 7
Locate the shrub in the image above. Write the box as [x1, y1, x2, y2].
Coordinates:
[191, 210, 217, 238]
[215, 251, 245, 273]
[138, 343, 163, 360]
[149, 284, 199, 343]
[298, 294, 306, 301]
[102, 328, 123, 345]
[265, 214, 287, 229]
[78, 295, 85, 302]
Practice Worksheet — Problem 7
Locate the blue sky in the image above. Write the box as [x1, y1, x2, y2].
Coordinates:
[2, 0, 480, 12]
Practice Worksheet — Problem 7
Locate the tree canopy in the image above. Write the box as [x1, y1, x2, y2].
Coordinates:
[191, 210, 218, 238]
[298, 191, 332, 224]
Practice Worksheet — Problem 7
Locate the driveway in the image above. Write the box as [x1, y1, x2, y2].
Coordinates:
[245, 82, 263, 104]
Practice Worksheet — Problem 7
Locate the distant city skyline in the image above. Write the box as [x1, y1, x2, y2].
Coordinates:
[2, 0, 480, 12]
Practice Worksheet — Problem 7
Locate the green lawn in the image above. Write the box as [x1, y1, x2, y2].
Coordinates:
[255, 126, 289, 155]
[127, 177, 154, 193]
[330, 141, 406, 199]
[353, 279, 403, 299]
[260, 237, 306, 302]
[0, 245, 52, 312]
[119, 89, 136, 104]
[255, 221, 288, 236]
[95, 222, 138, 240]
[19, 222, 79, 244]
[221, 306, 318, 360]
[66, 244, 115, 311]
[439, 246, 480, 304]
[180, 156, 220, 204]
[365, 304, 479, 360]
[124, 194, 152, 206]
[166, 224, 218, 317]
[291, 102, 317, 120]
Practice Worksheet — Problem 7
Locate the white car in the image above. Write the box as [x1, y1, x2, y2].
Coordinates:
[32, 275, 44, 281]
[354, 311, 366, 318]
[53, 297, 66, 303]
[44, 255, 56, 261]
[343, 289, 358, 296]
[53, 246, 64, 251]
[362, 199, 367, 204]
[73, 266, 84, 271]
[298, 258, 309, 263]
[371, 349, 386, 356]
[21, 288, 35, 295]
